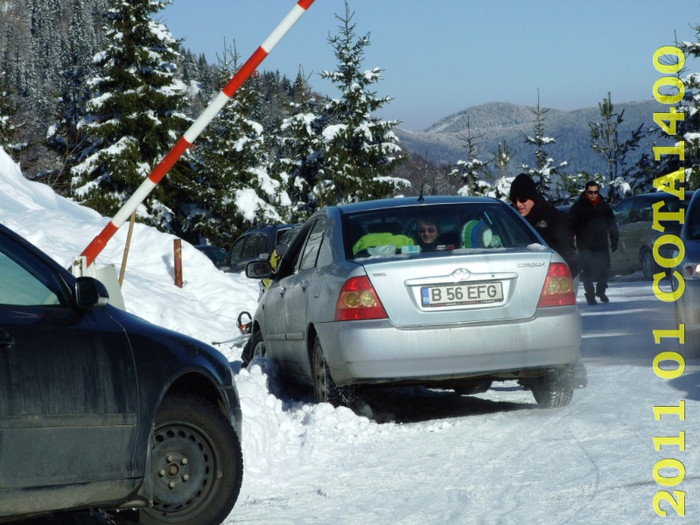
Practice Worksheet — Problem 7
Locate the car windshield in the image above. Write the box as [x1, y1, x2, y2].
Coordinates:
[342, 202, 539, 260]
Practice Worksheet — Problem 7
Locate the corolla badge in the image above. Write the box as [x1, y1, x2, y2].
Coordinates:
[452, 268, 471, 281]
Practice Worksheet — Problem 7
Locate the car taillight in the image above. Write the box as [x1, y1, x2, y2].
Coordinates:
[334, 275, 388, 321]
[537, 262, 576, 307]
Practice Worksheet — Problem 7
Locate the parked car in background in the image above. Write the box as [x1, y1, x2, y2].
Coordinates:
[0, 223, 243, 524]
[219, 223, 303, 273]
[244, 196, 582, 409]
[610, 191, 694, 279]
[194, 243, 227, 266]
[672, 189, 700, 357]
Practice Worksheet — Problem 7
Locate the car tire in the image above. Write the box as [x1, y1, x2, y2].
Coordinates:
[241, 329, 266, 366]
[311, 336, 352, 407]
[251, 329, 266, 360]
[140, 393, 243, 525]
[641, 249, 655, 280]
[529, 366, 574, 409]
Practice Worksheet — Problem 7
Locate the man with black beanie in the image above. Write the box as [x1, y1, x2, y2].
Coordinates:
[509, 173, 578, 277]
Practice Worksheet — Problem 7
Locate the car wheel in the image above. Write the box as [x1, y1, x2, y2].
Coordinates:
[641, 249, 655, 280]
[140, 393, 243, 525]
[529, 366, 574, 409]
[241, 329, 266, 366]
[311, 336, 352, 407]
[251, 329, 266, 359]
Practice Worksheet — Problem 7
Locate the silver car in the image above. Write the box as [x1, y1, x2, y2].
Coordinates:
[246, 196, 581, 408]
[674, 189, 700, 357]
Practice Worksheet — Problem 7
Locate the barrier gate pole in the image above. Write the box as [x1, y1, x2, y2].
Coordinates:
[79, 0, 315, 268]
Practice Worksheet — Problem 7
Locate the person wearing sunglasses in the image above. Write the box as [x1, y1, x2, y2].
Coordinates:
[509, 173, 579, 280]
[568, 181, 619, 305]
[416, 218, 442, 252]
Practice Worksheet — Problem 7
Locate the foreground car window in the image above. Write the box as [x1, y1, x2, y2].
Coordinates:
[342, 202, 537, 259]
[0, 246, 64, 306]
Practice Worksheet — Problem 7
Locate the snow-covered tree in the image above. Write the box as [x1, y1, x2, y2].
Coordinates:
[449, 116, 492, 196]
[0, 70, 19, 159]
[45, 1, 103, 194]
[317, 1, 408, 206]
[518, 92, 571, 203]
[491, 139, 514, 181]
[519, 92, 568, 196]
[588, 92, 644, 201]
[675, 27, 700, 190]
[185, 44, 290, 247]
[274, 69, 326, 222]
[70, 0, 191, 231]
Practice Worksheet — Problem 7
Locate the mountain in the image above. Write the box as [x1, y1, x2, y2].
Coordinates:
[395, 100, 666, 175]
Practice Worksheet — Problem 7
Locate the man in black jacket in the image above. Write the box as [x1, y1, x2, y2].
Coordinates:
[509, 173, 578, 277]
[568, 181, 619, 305]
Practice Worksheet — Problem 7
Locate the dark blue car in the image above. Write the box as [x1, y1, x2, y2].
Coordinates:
[0, 223, 243, 524]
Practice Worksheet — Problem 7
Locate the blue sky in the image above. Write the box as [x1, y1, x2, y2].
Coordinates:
[161, 1, 699, 130]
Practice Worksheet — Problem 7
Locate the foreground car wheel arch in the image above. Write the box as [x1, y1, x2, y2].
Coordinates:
[140, 393, 243, 525]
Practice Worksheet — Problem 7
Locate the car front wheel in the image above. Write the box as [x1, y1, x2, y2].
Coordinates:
[140, 393, 243, 525]
[528, 366, 574, 408]
[641, 249, 655, 280]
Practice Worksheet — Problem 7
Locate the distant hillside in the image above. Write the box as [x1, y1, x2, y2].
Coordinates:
[395, 100, 666, 175]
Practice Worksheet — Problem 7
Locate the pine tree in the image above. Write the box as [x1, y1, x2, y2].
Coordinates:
[675, 27, 700, 189]
[186, 44, 289, 247]
[492, 140, 514, 181]
[317, 1, 408, 206]
[519, 92, 568, 198]
[70, 0, 191, 232]
[0, 69, 19, 159]
[275, 69, 326, 221]
[588, 92, 644, 201]
[45, 0, 102, 194]
[449, 116, 492, 196]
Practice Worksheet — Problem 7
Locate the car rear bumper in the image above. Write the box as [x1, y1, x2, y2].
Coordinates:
[315, 306, 581, 386]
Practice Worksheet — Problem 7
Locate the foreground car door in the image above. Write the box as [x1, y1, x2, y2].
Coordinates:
[280, 217, 329, 364]
[0, 231, 139, 512]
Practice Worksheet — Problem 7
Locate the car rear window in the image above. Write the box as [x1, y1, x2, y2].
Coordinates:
[342, 202, 538, 259]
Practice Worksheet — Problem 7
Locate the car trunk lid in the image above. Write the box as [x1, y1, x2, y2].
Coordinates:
[360, 249, 555, 326]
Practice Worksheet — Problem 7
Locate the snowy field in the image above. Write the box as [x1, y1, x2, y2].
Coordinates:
[1, 147, 698, 524]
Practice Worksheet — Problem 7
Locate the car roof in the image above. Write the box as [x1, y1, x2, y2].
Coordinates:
[616, 190, 695, 203]
[330, 195, 501, 215]
[243, 223, 298, 233]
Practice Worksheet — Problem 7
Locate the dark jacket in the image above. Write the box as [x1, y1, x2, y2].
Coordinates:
[568, 193, 619, 252]
[520, 195, 579, 275]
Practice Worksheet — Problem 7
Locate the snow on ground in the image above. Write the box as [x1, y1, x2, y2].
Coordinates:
[1, 147, 698, 524]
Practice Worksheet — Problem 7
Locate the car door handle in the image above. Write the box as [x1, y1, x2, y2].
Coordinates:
[0, 328, 15, 348]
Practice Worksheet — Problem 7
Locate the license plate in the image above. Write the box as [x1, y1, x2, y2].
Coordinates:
[421, 281, 503, 307]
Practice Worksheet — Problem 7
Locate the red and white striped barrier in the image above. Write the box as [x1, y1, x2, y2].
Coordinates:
[79, 0, 315, 268]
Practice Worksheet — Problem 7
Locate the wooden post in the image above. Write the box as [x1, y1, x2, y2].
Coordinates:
[174, 239, 183, 288]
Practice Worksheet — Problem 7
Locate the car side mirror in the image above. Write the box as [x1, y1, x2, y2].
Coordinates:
[245, 260, 272, 279]
[75, 276, 110, 309]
